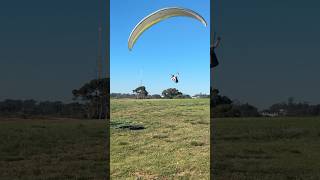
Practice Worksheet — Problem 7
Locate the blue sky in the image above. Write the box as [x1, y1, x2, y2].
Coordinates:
[110, 0, 210, 96]
[1, 0, 320, 109]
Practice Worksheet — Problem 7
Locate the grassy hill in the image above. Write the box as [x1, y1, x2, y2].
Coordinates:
[111, 99, 320, 179]
[111, 98, 210, 179]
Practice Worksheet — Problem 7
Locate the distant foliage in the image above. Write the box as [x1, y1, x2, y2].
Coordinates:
[174, 94, 192, 99]
[162, 88, 185, 99]
[234, 103, 260, 117]
[150, 94, 162, 99]
[263, 97, 320, 117]
[110, 93, 136, 99]
[0, 99, 86, 119]
[0, 78, 110, 119]
[193, 93, 210, 98]
[111, 93, 162, 99]
[111, 87, 191, 99]
[133, 86, 149, 99]
[211, 88, 259, 117]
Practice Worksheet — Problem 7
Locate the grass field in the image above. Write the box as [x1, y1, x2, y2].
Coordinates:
[1, 99, 320, 179]
[111, 99, 210, 179]
[111, 99, 320, 180]
[0, 118, 108, 179]
[213, 117, 320, 180]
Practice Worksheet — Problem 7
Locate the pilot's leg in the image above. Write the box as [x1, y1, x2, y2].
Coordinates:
[211, 51, 219, 68]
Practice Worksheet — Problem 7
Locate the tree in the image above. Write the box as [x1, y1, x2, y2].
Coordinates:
[234, 103, 260, 117]
[38, 101, 63, 115]
[133, 86, 148, 99]
[211, 88, 232, 107]
[0, 99, 23, 117]
[150, 94, 162, 99]
[162, 88, 182, 99]
[211, 88, 219, 96]
[22, 99, 37, 115]
[174, 94, 191, 99]
[0, 99, 88, 119]
[212, 104, 240, 117]
[210, 88, 260, 117]
[72, 78, 109, 119]
[288, 97, 295, 106]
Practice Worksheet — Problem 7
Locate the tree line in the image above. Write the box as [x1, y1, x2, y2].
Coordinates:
[0, 99, 86, 119]
[0, 83, 210, 119]
[211, 88, 260, 118]
[211, 88, 320, 118]
[0, 78, 109, 119]
[111, 86, 207, 99]
[262, 97, 320, 117]
[1, 78, 320, 119]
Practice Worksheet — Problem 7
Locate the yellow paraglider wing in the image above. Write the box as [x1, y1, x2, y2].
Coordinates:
[128, 7, 207, 50]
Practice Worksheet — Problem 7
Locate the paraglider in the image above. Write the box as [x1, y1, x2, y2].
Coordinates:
[170, 73, 179, 83]
[128, 7, 207, 84]
[128, 7, 207, 50]
[210, 36, 221, 68]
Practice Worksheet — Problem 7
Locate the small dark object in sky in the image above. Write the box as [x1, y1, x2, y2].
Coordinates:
[117, 124, 145, 130]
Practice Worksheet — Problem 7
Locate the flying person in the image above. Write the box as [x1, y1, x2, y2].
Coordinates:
[211, 36, 221, 68]
[171, 74, 179, 83]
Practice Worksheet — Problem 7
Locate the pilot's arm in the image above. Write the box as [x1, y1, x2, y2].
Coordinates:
[213, 36, 221, 48]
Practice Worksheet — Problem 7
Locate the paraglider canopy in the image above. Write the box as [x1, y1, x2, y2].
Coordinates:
[128, 7, 207, 50]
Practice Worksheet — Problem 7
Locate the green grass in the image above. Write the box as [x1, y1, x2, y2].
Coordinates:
[213, 117, 320, 180]
[111, 99, 320, 179]
[111, 99, 210, 179]
[2, 99, 320, 179]
[0, 118, 108, 179]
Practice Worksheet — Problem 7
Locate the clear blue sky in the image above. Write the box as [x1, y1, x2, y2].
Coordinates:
[1, 0, 320, 109]
[110, 0, 210, 96]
